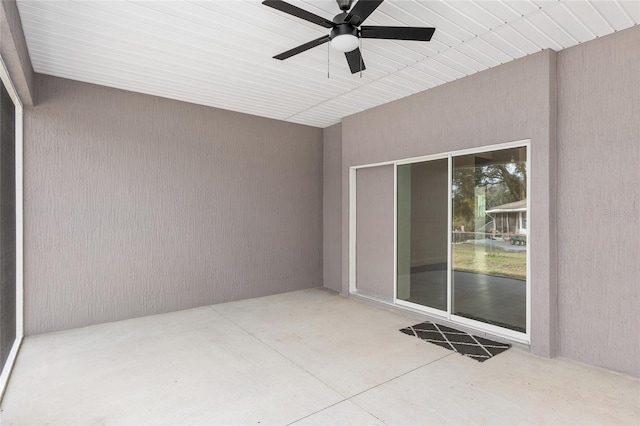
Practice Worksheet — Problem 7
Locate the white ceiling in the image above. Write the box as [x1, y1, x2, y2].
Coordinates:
[16, 0, 639, 128]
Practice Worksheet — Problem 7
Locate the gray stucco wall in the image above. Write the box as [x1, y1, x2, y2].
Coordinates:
[328, 27, 639, 377]
[25, 75, 323, 335]
[355, 165, 395, 301]
[340, 50, 558, 357]
[323, 124, 342, 293]
[556, 25, 639, 377]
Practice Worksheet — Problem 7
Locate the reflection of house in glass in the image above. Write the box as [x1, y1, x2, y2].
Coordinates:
[486, 199, 527, 234]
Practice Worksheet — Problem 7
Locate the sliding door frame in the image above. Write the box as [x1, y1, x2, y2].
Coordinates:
[349, 139, 530, 345]
[348, 159, 396, 296]
[393, 152, 450, 319]
[0, 55, 24, 400]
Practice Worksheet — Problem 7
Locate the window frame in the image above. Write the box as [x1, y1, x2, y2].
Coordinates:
[349, 139, 531, 344]
[0, 54, 24, 400]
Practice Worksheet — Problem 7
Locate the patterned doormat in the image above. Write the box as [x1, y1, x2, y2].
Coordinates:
[400, 321, 511, 362]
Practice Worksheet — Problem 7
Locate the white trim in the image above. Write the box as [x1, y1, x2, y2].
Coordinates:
[0, 54, 25, 401]
[350, 139, 532, 346]
[0, 336, 23, 400]
[348, 167, 357, 294]
[351, 159, 396, 170]
[396, 299, 447, 318]
[393, 140, 530, 166]
[15, 107, 23, 340]
[395, 152, 449, 166]
[485, 208, 527, 213]
[446, 155, 453, 318]
[451, 314, 529, 344]
[349, 140, 530, 171]
[0, 61, 23, 108]
[392, 163, 398, 302]
[526, 144, 532, 341]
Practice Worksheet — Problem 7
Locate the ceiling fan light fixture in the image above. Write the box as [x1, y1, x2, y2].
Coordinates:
[331, 34, 359, 52]
[330, 24, 359, 52]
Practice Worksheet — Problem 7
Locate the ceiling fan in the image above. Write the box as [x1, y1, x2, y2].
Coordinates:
[262, 0, 436, 74]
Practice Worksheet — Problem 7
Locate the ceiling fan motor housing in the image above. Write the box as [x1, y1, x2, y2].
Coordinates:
[330, 23, 358, 41]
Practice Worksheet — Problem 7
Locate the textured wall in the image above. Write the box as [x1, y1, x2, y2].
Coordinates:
[24, 75, 323, 335]
[355, 165, 394, 301]
[322, 124, 341, 293]
[556, 26, 640, 377]
[339, 50, 558, 357]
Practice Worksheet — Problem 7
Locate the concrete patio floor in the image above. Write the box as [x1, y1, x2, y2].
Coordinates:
[1, 288, 638, 425]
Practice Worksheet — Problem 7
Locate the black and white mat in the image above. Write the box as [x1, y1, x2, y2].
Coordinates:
[400, 321, 511, 362]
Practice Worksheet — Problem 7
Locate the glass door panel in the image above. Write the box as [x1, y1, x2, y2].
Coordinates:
[397, 159, 448, 311]
[451, 147, 527, 332]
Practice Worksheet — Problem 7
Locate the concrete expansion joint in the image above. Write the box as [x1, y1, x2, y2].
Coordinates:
[286, 352, 455, 425]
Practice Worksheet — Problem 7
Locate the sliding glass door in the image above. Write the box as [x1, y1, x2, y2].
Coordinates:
[396, 144, 529, 340]
[396, 159, 448, 312]
[451, 147, 527, 333]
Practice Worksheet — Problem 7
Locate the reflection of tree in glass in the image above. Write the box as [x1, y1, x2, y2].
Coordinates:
[453, 160, 526, 232]
[482, 162, 527, 204]
[452, 167, 475, 231]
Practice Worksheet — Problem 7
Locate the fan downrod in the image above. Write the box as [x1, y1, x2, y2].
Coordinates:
[336, 0, 353, 11]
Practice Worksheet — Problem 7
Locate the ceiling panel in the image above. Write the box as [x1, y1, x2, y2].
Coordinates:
[456, 40, 503, 68]
[503, 1, 539, 17]
[619, 1, 640, 23]
[544, 3, 596, 42]
[478, 30, 526, 60]
[16, 0, 637, 128]
[464, 36, 515, 64]
[391, 66, 442, 89]
[527, 11, 580, 48]
[562, 1, 617, 37]
[509, 17, 565, 51]
[475, 1, 522, 23]
[591, 1, 637, 30]
[439, 48, 488, 73]
[492, 25, 543, 54]
[446, 1, 504, 30]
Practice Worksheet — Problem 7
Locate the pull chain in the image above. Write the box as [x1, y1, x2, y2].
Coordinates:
[359, 35, 363, 78]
